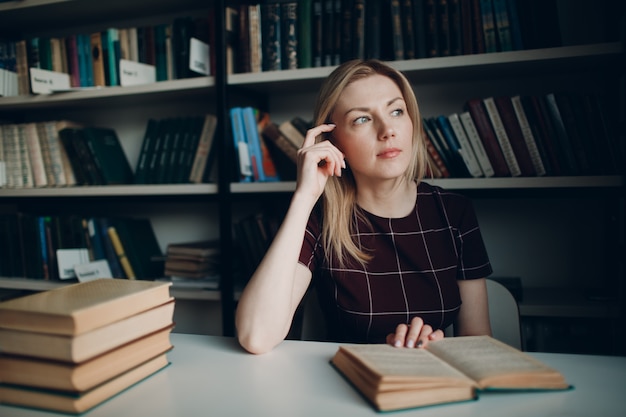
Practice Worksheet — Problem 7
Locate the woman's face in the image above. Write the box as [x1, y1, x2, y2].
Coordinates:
[330, 74, 414, 184]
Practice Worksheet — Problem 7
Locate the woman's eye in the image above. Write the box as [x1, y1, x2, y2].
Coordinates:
[391, 108, 404, 117]
[354, 116, 369, 125]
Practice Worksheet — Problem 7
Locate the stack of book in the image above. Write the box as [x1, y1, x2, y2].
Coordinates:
[164, 241, 220, 289]
[0, 278, 174, 414]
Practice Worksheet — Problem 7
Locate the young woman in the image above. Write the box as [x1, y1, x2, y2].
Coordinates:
[236, 59, 493, 354]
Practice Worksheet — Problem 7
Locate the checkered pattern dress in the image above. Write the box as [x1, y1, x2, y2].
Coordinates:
[299, 182, 492, 343]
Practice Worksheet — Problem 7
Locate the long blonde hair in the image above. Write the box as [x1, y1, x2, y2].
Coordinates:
[312, 59, 428, 267]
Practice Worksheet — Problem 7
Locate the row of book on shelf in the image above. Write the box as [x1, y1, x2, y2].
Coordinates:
[0, 278, 174, 413]
[423, 92, 620, 178]
[0, 113, 217, 188]
[230, 90, 621, 184]
[225, 0, 587, 75]
[0, 214, 164, 282]
[0, 210, 222, 288]
[0, 14, 213, 97]
[229, 106, 309, 183]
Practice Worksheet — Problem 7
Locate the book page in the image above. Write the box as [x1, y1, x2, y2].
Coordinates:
[338, 344, 475, 384]
[426, 336, 567, 388]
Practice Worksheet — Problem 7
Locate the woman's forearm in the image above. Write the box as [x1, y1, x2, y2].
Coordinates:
[235, 193, 317, 354]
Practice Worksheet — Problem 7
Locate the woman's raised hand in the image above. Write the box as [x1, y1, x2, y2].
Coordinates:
[295, 123, 345, 201]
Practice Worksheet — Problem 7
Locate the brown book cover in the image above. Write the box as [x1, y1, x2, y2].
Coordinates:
[0, 278, 171, 335]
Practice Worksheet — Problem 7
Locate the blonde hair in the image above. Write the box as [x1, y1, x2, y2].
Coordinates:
[312, 59, 428, 267]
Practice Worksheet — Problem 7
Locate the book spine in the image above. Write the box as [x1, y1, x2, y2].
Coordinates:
[255, 111, 280, 181]
[464, 99, 510, 176]
[447, 113, 484, 177]
[436, 0, 450, 57]
[510, 95, 546, 176]
[522, 95, 561, 175]
[107, 226, 136, 279]
[16, 124, 34, 188]
[493, 95, 536, 176]
[242, 107, 266, 182]
[401, 0, 416, 59]
[434, 115, 471, 177]
[458, 112, 495, 177]
[482, 97, 521, 176]
[189, 114, 218, 183]
[90, 32, 106, 87]
[281, 2, 299, 70]
[351, 0, 365, 61]
[248, 4, 263, 72]
[421, 124, 450, 178]
[543, 93, 579, 175]
[261, 3, 282, 72]
[424, 0, 439, 57]
[390, 0, 405, 60]
[24, 123, 48, 187]
[261, 122, 298, 163]
[298, 0, 313, 68]
[479, 0, 497, 53]
[322, 0, 334, 66]
[491, 0, 512, 51]
[229, 107, 253, 182]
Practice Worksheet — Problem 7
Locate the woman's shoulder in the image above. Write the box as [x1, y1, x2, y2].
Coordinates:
[418, 181, 470, 203]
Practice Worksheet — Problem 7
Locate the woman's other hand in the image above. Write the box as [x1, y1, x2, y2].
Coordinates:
[386, 317, 445, 348]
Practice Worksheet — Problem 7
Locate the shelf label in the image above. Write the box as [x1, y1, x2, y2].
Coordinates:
[75, 260, 113, 282]
[29, 68, 70, 94]
[120, 59, 156, 87]
[189, 37, 210, 75]
[56, 248, 90, 280]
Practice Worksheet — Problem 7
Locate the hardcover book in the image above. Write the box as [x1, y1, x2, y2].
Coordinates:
[0, 278, 171, 336]
[0, 326, 173, 391]
[331, 335, 570, 412]
[0, 354, 169, 414]
[0, 300, 174, 362]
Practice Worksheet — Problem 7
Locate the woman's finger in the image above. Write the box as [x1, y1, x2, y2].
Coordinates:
[302, 123, 336, 148]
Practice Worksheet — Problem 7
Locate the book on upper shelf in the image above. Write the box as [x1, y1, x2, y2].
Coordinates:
[331, 335, 571, 412]
[82, 126, 134, 185]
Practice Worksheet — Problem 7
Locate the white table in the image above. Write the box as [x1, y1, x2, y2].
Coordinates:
[2, 334, 625, 417]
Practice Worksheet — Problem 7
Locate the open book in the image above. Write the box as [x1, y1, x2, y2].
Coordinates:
[331, 335, 571, 412]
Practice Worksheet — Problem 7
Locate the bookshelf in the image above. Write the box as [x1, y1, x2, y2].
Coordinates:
[1, 0, 624, 353]
[0, 0, 224, 335]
